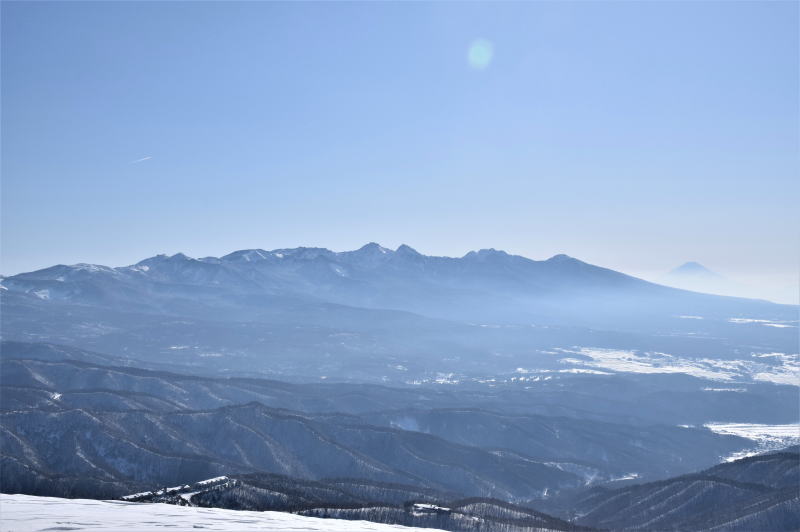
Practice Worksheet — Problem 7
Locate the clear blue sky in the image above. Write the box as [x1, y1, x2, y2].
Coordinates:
[2, 1, 798, 301]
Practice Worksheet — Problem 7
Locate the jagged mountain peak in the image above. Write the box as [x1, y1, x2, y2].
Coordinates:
[395, 244, 421, 256]
[463, 248, 509, 260]
[120, 245, 589, 269]
[353, 242, 393, 255]
[546, 253, 576, 262]
[13, 262, 119, 280]
[269, 247, 333, 261]
[221, 249, 271, 263]
[136, 252, 193, 266]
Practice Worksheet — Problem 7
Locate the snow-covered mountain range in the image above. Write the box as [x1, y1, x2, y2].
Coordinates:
[1, 244, 797, 531]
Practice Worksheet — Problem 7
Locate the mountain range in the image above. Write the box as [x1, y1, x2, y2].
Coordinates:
[539, 449, 800, 531]
[2, 245, 796, 384]
[0, 354, 754, 501]
[1, 244, 797, 531]
[2, 245, 792, 326]
[109, 449, 800, 532]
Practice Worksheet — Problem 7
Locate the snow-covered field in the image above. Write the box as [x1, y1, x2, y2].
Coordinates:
[704, 423, 800, 461]
[553, 347, 800, 385]
[0, 494, 443, 532]
[704, 423, 800, 444]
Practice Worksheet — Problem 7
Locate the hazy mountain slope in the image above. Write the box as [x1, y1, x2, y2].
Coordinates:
[2, 286, 795, 388]
[701, 450, 800, 489]
[0, 356, 760, 483]
[346, 408, 750, 480]
[3, 246, 795, 391]
[3, 245, 794, 330]
[549, 450, 800, 530]
[0, 341, 125, 365]
[0, 402, 580, 500]
[4, 351, 796, 426]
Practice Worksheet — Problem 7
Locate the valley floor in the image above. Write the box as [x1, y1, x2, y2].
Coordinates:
[0, 494, 444, 532]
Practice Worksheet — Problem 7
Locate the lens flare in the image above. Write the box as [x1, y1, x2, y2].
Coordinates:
[467, 38, 494, 70]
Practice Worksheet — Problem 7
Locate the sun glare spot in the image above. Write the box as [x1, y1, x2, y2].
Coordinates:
[467, 38, 494, 70]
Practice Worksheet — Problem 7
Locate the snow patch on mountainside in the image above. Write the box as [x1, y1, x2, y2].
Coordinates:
[704, 423, 800, 461]
[0, 494, 445, 531]
[729, 317, 798, 328]
[553, 347, 799, 385]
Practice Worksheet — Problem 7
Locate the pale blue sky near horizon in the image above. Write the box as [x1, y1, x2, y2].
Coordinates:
[2, 1, 798, 302]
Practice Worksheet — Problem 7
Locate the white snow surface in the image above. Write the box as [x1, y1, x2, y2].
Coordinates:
[551, 347, 800, 385]
[704, 423, 800, 443]
[728, 317, 797, 328]
[704, 423, 800, 462]
[0, 494, 445, 532]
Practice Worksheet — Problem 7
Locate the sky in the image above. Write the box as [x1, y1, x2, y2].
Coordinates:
[2, 1, 798, 303]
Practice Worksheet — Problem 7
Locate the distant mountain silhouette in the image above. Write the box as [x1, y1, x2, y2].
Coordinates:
[2, 244, 795, 383]
[668, 261, 724, 279]
[660, 261, 744, 299]
[2, 245, 791, 327]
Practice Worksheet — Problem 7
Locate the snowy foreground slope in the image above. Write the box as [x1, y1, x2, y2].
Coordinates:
[0, 494, 445, 532]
